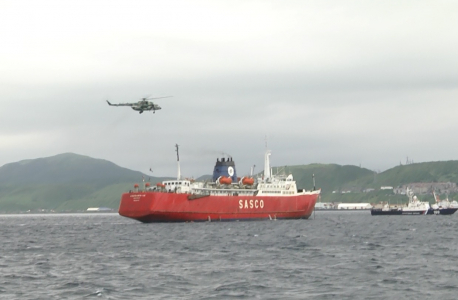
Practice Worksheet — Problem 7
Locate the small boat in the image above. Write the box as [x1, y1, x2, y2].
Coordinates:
[217, 176, 232, 185]
[427, 192, 458, 215]
[371, 189, 430, 216]
[240, 176, 255, 186]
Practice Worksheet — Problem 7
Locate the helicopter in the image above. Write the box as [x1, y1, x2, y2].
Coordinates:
[106, 96, 171, 114]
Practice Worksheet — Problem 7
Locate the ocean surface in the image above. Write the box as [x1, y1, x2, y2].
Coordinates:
[1, 211, 458, 300]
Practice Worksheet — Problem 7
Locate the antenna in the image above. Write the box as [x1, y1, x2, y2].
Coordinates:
[176, 144, 180, 162]
[313, 174, 316, 191]
[175, 144, 181, 180]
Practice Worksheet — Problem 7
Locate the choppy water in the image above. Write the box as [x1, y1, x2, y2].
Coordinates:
[1, 211, 458, 299]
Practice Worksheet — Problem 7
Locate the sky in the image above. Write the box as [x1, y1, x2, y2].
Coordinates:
[1, 0, 458, 178]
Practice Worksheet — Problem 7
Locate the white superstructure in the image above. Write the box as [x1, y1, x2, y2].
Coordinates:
[431, 192, 458, 210]
[149, 149, 319, 198]
[404, 188, 430, 212]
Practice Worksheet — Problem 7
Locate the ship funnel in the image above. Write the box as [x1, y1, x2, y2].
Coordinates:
[212, 156, 237, 183]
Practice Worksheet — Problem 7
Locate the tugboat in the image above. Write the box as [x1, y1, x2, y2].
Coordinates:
[118, 145, 320, 223]
[427, 192, 458, 215]
[371, 189, 430, 216]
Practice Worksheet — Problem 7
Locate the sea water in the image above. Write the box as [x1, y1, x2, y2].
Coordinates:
[1, 211, 458, 299]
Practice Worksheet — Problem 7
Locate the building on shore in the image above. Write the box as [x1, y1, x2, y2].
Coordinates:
[337, 203, 372, 210]
[86, 207, 113, 212]
[394, 182, 458, 195]
[315, 202, 338, 209]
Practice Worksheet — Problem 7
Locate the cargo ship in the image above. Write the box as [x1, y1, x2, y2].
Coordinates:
[118, 146, 320, 223]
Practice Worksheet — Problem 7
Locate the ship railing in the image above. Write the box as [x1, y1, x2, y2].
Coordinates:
[192, 187, 257, 196]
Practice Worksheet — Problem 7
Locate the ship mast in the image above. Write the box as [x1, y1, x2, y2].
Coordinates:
[175, 144, 181, 180]
[251, 165, 256, 176]
[264, 150, 271, 180]
[263, 136, 271, 181]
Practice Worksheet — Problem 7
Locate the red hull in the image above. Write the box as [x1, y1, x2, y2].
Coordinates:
[118, 192, 319, 223]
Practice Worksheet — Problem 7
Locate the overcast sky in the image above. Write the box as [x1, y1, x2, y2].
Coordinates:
[1, 0, 458, 178]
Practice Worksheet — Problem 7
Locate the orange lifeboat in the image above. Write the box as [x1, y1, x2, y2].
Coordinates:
[218, 176, 232, 185]
[145, 183, 150, 187]
[241, 177, 254, 185]
[156, 183, 165, 188]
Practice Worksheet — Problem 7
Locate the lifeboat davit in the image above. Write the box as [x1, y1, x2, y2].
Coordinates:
[240, 177, 254, 185]
[217, 176, 232, 185]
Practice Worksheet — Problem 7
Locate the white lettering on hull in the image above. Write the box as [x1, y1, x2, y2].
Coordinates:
[239, 199, 264, 209]
[130, 194, 146, 202]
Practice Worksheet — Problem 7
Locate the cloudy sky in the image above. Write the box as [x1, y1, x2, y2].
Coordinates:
[1, 0, 457, 178]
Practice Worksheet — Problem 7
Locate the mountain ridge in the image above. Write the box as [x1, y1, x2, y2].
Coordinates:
[0, 153, 169, 212]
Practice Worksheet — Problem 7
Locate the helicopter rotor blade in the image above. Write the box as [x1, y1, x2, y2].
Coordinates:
[144, 96, 173, 100]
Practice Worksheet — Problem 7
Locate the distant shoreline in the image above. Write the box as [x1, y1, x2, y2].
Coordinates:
[314, 209, 370, 212]
[0, 212, 119, 216]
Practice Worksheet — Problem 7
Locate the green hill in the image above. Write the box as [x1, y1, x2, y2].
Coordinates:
[351, 161, 458, 188]
[284, 163, 374, 193]
[0, 153, 169, 212]
[0, 153, 143, 185]
[319, 161, 458, 204]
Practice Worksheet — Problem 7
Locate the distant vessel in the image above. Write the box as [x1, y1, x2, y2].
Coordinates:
[118, 146, 320, 223]
[427, 192, 458, 215]
[371, 189, 430, 215]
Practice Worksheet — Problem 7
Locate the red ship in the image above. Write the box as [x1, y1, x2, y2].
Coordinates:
[118, 146, 320, 222]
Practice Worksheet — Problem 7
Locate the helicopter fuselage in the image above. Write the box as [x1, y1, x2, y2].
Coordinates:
[131, 103, 161, 113]
[107, 97, 167, 114]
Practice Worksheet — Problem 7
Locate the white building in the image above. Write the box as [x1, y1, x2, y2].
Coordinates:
[337, 203, 372, 210]
[86, 207, 113, 212]
[315, 202, 337, 209]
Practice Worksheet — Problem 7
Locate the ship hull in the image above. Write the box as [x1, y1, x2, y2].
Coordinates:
[427, 208, 458, 215]
[371, 209, 427, 216]
[118, 192, 319, 223]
